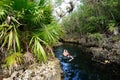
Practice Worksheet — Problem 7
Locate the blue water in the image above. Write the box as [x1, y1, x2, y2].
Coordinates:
[53, 44, 120, 80]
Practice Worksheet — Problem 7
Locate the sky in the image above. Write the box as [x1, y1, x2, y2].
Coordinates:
[52, 0, 81, 22]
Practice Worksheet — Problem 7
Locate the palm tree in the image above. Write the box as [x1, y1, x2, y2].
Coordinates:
[0, 0, 64, 67]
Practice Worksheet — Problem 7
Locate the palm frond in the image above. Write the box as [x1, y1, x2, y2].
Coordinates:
[1, 24, 20, 52]
[0, 23, 7, 39]
[1, 34, 8, 47]
[0, 0, 65, 66]
[29, 1, 52, 28]
[29, 36, 47, 62]
[0, 0, 11, 22]
[38, 0, 47, 6]
[0, 7, 7, 22]
[40, 22, 64, 45]
[8, 30, 13, 49]
[14, 25, 20, 51]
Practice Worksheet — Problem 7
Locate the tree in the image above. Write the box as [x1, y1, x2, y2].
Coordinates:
[62, 0, 120, 34]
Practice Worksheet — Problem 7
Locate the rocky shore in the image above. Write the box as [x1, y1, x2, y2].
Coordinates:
[61, 33, 120, 65]
[1, 33, 120, 80]
[1, 58, 62, 80]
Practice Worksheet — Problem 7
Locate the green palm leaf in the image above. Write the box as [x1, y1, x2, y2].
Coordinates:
[8, 30, 13, 49]
[0, 23, 7, 39]
[0, 7, 7, 21]
[37, 41, 47, 61]
[1, 24, 20, 52]
[29, 36, 47, 62]
[15, 35, 20, 51]
[40, 22, 64, 45]
[38, 0, 46, 6]
[1, 35, 9, 47]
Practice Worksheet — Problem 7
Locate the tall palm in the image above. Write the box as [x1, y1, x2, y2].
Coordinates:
[0, 0, 64, 65]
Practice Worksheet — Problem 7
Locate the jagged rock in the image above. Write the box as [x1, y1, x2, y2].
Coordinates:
[61, 33, 120, 64]
[3, 58, 62, 80]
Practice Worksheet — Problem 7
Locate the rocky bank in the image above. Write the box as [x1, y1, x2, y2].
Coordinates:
[61, 33, 120, 65]
[1, 58, 62, 80]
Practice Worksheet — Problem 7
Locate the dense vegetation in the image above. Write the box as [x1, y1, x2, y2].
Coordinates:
[0, 0, 64, 68]
[62, 0, 120, 35]
[0, 0, 120, 70]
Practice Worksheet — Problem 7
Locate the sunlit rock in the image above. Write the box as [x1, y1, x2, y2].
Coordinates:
[3, 59, 62, 80]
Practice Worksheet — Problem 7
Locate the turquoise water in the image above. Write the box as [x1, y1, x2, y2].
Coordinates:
[54, 44, 120, 80]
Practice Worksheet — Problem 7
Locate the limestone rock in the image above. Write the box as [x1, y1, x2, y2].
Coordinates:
[3, 58, 62, 80]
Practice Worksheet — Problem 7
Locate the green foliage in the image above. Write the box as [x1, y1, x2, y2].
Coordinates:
[88, 33, 102, 41]
[0, 17, 21, 52]
[0, 0, 8, 22]
[62, 0, 120, 35]
[29, 36, 47, 62]
[11, 0, 29, 11]
[113, 36, 119, 41]
[40, 22, 64, 45]
[30, 4, 53, 27]
[5, 52, 23, 68]
[107, 21, 116, 33]
[0, 0, 64, 65]
[111, 36, 119, 42]
[38, 0, 47, 6]
[0, 8, 7, 22]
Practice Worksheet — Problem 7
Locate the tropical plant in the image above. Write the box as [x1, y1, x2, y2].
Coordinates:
[88, 33, 102, 41]
[0, 0, 64, 67]
[0, 17, 21, 52]
[40, 22, 64, 45]
[107, 21, 116, 33]
[29, 36, 48, 62]
[0, 0, 8, 22]
[5, 52, 23, 68]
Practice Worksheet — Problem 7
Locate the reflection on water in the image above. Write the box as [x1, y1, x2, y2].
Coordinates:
[60, 62, 81, 80]
[54, 44, 120, 80]
[54, 45, 120, 80]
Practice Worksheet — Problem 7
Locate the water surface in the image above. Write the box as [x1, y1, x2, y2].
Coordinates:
[54, 44, 120, 80]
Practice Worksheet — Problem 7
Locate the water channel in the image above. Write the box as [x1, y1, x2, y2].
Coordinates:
[54, 44, 120, 80]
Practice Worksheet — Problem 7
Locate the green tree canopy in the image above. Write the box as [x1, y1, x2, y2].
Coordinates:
[62, 0, 120, 34]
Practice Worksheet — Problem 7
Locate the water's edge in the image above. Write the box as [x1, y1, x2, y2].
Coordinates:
[54, 43, 120, 80]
